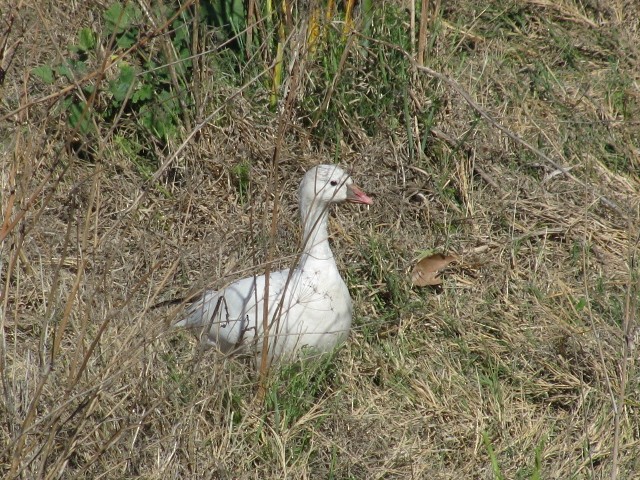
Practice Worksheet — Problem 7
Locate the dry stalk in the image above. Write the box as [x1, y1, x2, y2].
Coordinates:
[0, 3, 23, 86]
[416, 0, 431, 66]
[611, 223, 639, 480]
[256, 21, 307, 402]
[245, 0, 256, 58]
[312, 26, 356, 125]
[409, 0, 415, 59]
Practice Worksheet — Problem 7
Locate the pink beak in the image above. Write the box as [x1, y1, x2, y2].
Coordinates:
[346, 184, 373, 205]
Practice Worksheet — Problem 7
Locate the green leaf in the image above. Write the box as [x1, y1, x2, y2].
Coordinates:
[104, 3, 127, 34]
[116, 31, 137, 49]
[60, 97, 74, 111]
[132, 83, 153, 103]
[32, 65, 54, 84]
[172, 20, 189, 46]
[54, 59, 87, 81]
[70, 59, 88, 75]
[109, 64, 136, 102]
[139, 98, 177, 141]
[67, 101, 94, 135]
[104, 2, 141, 36]
[78, 28, 96, 52]
[55, 64, 74, 81]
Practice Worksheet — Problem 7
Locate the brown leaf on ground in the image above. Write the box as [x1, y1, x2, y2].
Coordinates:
[411, 253, 458, 286]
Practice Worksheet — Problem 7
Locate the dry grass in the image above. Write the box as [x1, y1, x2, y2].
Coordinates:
[1, 0, 639, 478]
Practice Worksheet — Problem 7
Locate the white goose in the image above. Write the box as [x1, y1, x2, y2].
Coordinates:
[175, 164, 373, 366]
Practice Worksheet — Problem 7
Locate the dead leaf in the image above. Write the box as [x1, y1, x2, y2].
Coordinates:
[411, 253, 457, 286]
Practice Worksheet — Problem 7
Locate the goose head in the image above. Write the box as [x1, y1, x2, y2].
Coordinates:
[300, 165, 373, 210]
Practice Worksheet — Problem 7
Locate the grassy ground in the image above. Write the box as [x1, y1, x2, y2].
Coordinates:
[1, 0, 639, 478]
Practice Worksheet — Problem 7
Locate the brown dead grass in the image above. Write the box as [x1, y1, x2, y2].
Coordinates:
[1, 0, 639, 478]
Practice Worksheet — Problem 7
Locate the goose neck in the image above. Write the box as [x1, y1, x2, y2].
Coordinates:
[300, 200, 334, 264]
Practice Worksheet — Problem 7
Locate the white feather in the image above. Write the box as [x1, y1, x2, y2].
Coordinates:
[174, 164, 372, 366]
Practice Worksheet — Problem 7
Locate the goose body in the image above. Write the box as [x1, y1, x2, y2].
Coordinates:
[175, 165, 372, 365]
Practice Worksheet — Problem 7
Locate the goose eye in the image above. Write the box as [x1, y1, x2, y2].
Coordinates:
[330, 180, 338, 186]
